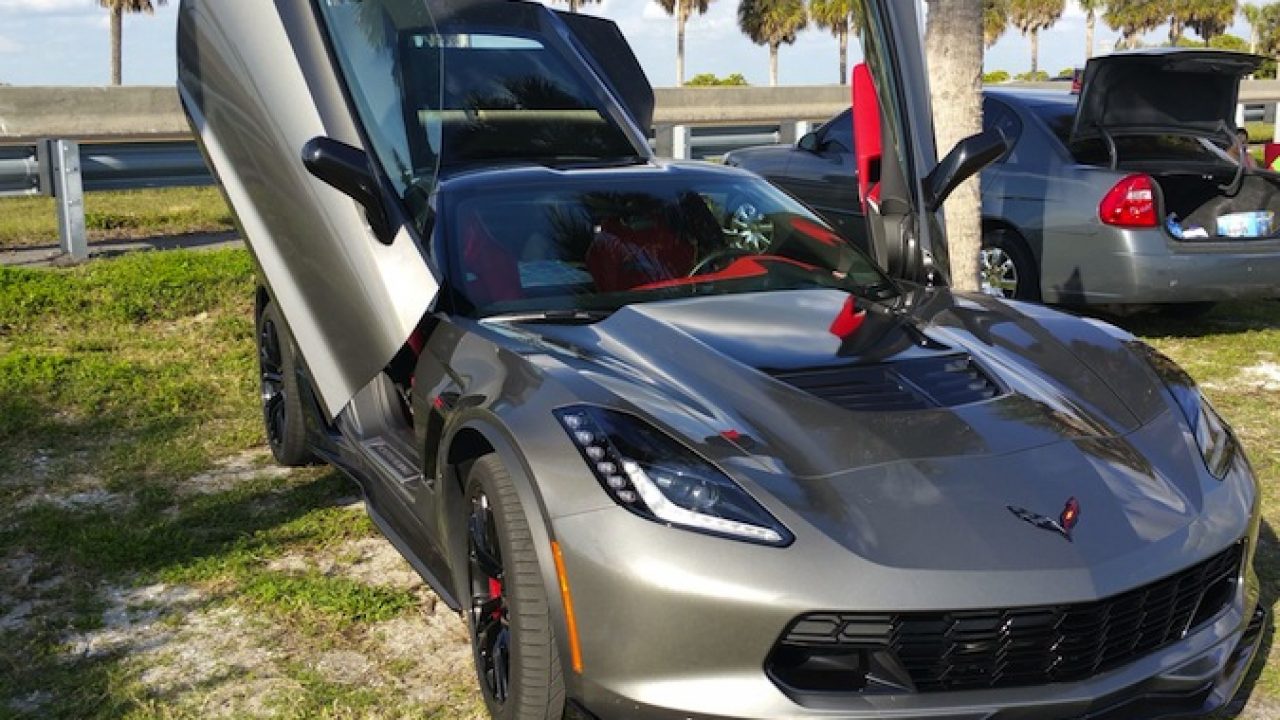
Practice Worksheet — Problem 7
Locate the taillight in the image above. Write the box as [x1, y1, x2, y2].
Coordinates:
[1099, 174, 1158, 228]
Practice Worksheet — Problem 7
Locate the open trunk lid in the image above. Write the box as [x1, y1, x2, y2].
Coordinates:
[1072, 50, 1264, 146]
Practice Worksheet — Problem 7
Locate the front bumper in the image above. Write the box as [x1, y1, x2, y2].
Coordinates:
[551, 507, 1264, 720]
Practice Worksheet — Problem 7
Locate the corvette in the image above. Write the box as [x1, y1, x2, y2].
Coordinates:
[177, 0, 1265, 718]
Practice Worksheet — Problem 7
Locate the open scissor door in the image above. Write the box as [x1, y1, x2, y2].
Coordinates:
[178, 0, 652, 416]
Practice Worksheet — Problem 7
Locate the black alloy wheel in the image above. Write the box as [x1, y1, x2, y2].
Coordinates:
[256, 299, 312, 466]
[463, 456, 565, 719]
[469, 488, 512, 705]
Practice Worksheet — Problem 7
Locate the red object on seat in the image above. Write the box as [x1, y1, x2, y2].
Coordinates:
[852, 63, 883, 212]
[460, 209, 523, 306]
[586, 216, 696, 293]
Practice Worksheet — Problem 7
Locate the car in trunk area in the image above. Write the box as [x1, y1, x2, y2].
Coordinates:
[728, 49, 1280, 313]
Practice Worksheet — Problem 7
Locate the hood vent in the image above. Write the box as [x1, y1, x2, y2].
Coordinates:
[770, 354, 1003, 412]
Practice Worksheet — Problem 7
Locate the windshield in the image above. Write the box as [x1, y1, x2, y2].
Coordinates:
[317, 0, 644, 219]
[444, 172, 897, 318]
[1033, 102, 1233, 166]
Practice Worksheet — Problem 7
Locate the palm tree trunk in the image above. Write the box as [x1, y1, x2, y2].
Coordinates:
[769, 40, 780, 86]
[1029, 28, 1039, 76]
[110, 6, 123, 86]
[925, 0, 984, 293]
[838, 24, 849, 85]
[676, 14, 686, 85]
[1085, 12, 1096, 59]
[1169, 19, 1183, 45]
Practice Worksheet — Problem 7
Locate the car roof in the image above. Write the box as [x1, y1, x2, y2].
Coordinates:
[985, 87, 1077, 109]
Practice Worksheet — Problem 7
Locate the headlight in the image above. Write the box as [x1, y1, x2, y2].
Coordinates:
[1132, 342, 1236, 479]
[555, 407, 792, 546]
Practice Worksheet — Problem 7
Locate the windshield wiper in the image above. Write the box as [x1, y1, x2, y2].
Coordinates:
[480, 309, 614, 325]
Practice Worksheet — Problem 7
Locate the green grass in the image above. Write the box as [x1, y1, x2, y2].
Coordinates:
[0, 186, 234, 249]
[0, 248, 1276, 718]
[0, 248, 483, 719]
[1247, 121, 1277, 146]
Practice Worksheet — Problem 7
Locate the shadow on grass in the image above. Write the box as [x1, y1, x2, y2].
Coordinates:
[1078, 299, 1280, 340]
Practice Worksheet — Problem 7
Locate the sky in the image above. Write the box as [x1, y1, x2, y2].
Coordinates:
[0, 0, 1266, 88]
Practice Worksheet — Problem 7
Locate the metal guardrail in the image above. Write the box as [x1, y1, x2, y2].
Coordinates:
[0, 123, 816, 261]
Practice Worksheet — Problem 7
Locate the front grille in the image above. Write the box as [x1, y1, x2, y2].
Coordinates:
[769, 354, 1002, 413]
[773, 544, 1243, 694]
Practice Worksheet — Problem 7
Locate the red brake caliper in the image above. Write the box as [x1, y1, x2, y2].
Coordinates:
[489, 578, 503, 619]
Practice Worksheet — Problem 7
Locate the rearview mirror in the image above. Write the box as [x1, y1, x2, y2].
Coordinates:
[302, 136, 394, 244]
[924, 128, 1010, 213]
[798, 132, 821, 153]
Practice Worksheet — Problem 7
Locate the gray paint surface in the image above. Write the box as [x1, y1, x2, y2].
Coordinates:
[178, 0, 1266, 717]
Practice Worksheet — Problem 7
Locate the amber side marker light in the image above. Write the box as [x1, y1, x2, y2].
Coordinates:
[551, 541, 584, 673]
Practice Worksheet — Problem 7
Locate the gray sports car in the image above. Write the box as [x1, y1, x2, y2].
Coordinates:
[178, 1, 1265, 718]
[727, 51, 1280, 313]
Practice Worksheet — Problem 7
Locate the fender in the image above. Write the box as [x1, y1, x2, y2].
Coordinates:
[438, 411, 583, 694]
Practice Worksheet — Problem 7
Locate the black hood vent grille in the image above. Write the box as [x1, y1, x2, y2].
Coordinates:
[770, 354, 1003, 412]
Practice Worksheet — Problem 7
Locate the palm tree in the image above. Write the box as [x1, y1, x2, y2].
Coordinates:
[738, 0, 808, 87]
[925, 0, 985, 293]
[655, 0, 715, 86]
[1105, 0, 1166, 49]
[985, 0, 1009, 47]
[1244, 2, 1264, 53]
[98, 0, 167, 86]
[1185, 0, 1238, 43]
[1078, 0, 1105, 58]
[1009, 0, 1066, 76]
[551, 0, 601, 11]
[809, 0, 861, 84]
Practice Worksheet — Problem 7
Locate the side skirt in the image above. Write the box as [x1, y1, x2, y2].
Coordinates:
[313, 445, 463, 612]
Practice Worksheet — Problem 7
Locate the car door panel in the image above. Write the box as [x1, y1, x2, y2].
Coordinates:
[178, 0, 440, 418]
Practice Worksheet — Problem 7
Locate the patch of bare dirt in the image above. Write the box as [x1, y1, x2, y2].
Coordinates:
[180, 449, 295, 496]
[267, 536, 423, 591]
[1239, 362, 1280, 393]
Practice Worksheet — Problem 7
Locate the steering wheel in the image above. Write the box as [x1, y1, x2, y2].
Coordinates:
[687, 249, 761, 277]
[723, 198, 774, 254]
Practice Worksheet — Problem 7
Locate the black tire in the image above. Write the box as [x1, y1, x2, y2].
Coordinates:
[464, 455, 565, 720]
[256, 299, 313, 467]
[981, 228, 1041, 302]
[1159, 302, 1218, 319]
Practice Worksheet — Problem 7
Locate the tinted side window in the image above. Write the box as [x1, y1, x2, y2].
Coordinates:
[822, 110, 854, 153]
[318, 1, 441, 202]
[983, 99, 1023, 162]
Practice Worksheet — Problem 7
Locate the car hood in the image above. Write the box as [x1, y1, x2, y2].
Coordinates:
[1072, 50, 1265, 145]
[497, 288, 1226, 570]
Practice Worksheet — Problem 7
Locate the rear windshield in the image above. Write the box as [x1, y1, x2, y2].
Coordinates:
[444, 173, 897, 318]
[1032, 102, 1230, 165]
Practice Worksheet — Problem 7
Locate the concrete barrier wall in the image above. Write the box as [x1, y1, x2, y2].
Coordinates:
[0, 85, 854, 141]
[0, 87, 190, 141]
[4, 81, 1280, 142]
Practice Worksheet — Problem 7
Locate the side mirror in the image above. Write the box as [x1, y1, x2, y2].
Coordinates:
[924, 128, 1010, 213]
[302, 136, 394, 244]
[798, 132, 821, 153]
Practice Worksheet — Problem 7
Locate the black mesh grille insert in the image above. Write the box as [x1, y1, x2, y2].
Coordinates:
[773, 544, 1243, 693]
[770, 354, 1002, 412]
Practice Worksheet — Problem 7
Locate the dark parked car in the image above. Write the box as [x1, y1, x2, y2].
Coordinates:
[727, 50, 1280, 312]
[179, 1, 1264, 718]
